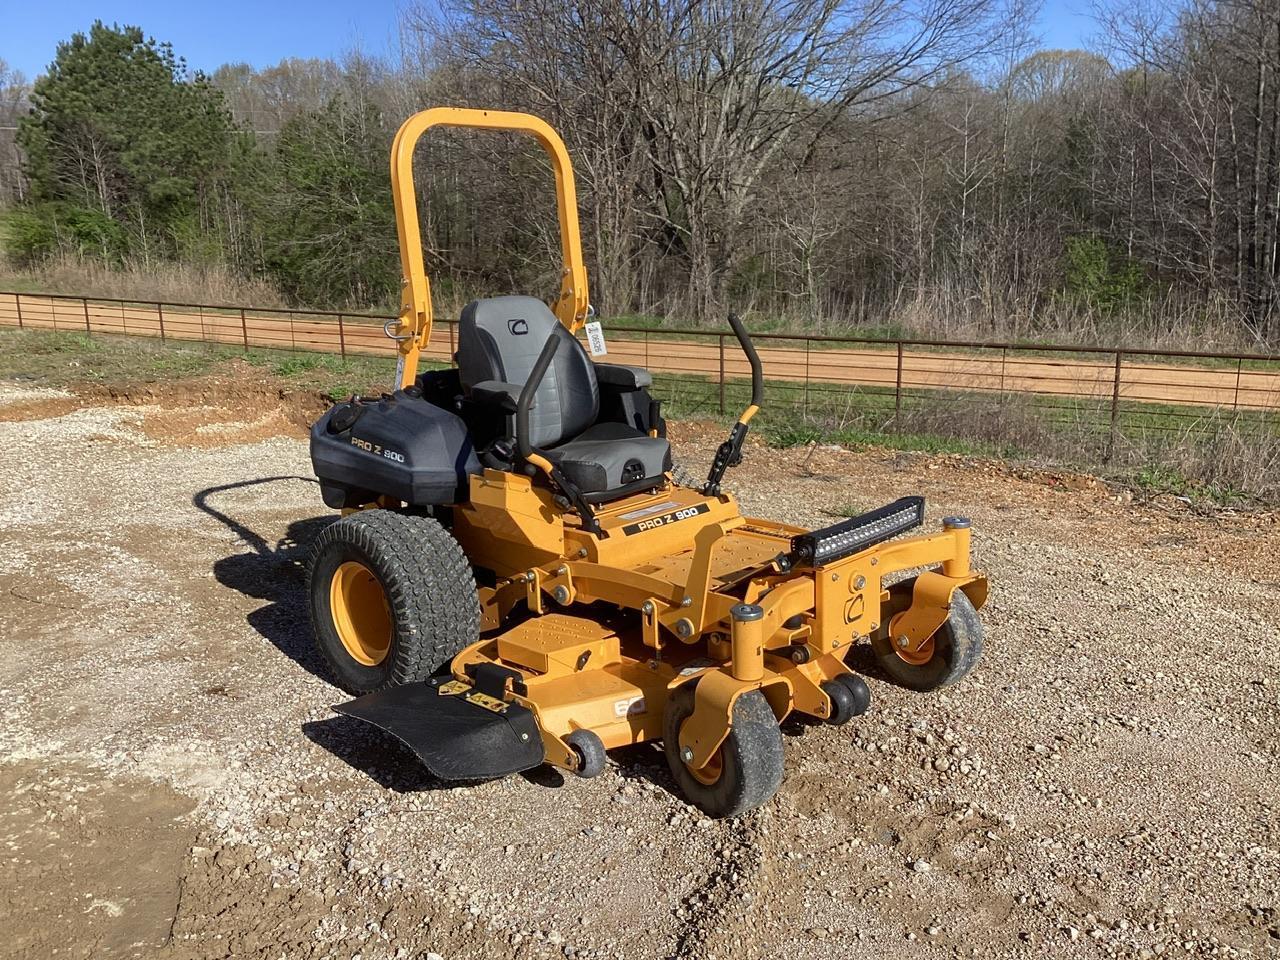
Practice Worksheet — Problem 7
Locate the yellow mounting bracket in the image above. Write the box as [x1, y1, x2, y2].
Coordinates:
[887, 570, 987, 659]
[389, 107, 591, 388]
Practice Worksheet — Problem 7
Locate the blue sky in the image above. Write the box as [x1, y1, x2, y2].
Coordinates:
[2, 0, 406, 78]
[3, 0, 1095, 80]
[1037, 0, 1096, 50]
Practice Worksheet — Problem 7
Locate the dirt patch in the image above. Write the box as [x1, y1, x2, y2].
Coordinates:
[0, 760, 196, 959]
[1, 379, 1278, 959]
[0, 373, 328, 447]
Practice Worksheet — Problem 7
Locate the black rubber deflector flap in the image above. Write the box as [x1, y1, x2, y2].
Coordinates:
[334, 681, 545, 781]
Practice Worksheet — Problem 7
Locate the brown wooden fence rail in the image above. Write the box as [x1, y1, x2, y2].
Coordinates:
[3, 290, 1278, 454]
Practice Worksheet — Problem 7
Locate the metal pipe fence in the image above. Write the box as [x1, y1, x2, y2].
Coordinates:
[3, 289, 1277, 459]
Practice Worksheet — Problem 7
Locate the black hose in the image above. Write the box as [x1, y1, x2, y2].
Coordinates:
[728, 313, 763, 407]
[516, 335, 561, 460]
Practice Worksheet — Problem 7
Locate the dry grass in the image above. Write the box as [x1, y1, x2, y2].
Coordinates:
[757, 281, 1269, 353]
[760, 383, 1280, 505]
[1109, 411, 1280, 503]
[0, 255, 286, 308]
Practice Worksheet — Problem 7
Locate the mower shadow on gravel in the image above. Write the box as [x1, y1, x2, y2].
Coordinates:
[193, 477, 336, 682]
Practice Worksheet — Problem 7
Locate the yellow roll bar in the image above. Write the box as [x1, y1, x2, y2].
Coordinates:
[389, 107, 591, 388]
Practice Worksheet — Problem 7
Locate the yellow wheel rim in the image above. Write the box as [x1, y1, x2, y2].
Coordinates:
[887, 611, 936, 666]
[330, 561, 392, 666]
[687, 748, 724, 786]
[895, 635, 935, 666]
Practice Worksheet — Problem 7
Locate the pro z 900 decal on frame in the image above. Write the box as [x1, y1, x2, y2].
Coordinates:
[621, 502, 710, 535]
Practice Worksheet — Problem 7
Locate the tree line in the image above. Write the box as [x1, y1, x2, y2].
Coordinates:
[0, 2, 1277, 346]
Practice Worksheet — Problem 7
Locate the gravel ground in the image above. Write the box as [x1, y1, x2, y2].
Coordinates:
[0, 380, 1277, 960]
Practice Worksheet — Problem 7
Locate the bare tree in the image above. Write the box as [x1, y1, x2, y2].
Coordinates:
[412, 0, 1004, 316]
[0, 59, 30, 204]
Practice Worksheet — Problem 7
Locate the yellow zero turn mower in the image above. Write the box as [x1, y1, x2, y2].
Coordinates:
[306, 108, 988, 817]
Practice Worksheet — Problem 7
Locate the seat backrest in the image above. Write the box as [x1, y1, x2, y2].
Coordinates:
[456, 296, 599, 448]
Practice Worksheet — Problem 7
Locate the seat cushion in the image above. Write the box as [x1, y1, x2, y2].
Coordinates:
[546, 423, 672, 494]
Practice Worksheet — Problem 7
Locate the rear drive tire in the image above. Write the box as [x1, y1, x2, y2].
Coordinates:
[565, 730, 607, 778]
[308, 510, 480, 696]
[662, 686, 784, 818]
[870, 578, 983, 692]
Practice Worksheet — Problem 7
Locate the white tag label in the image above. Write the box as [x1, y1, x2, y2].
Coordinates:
[613, 696, 646, 718]
[677, 658, 716, 677]
[585, 320, 607, 356]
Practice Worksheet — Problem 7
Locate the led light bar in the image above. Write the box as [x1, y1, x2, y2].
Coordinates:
[788, 496, 925, 568]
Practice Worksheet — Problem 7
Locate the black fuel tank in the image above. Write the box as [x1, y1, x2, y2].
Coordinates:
[310, 389, 480, 509]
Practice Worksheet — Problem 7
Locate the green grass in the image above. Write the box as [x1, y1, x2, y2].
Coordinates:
[0, 328, 235, 385]
[1127, 463, 1254, 505]
[0, 326, 413, 398]
[240, 345, 442, 399]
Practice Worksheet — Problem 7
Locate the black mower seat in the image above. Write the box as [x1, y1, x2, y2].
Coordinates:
[546, 421, 672, 495]
[456, 296, 671, 498]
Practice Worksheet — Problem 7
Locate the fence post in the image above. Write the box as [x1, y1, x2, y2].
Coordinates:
[338, 314, 347, 358]
[1107, 350, 1124, 461]
[894, 341, 904, 430]
[157, 302, 166, 341]
[14, 293, 22, 329]
[82, 298, 91, 334]
[240, 308, 249, 352]
[449, 319, 456, 358]
[803, 338, 811, 418]
[718, 334, 726, 415]
[1232, 358, 1242, 411]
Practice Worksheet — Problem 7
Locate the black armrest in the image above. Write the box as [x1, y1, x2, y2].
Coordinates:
[594, 363, 653, 391]
[469, 380, 523, 413]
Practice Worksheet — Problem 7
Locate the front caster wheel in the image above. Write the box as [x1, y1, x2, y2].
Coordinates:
[662, 686, 784, 818]
[565, 730, 607, 778]
[871, 579, 983, 692]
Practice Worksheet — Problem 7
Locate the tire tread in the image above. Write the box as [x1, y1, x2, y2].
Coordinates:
[663, 686, 784, 818]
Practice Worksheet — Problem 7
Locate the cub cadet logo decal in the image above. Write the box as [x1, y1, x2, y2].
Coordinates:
[350, 435, 406, 463]
[507, 318, 529, 335]
[621, 502, 710, 535]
